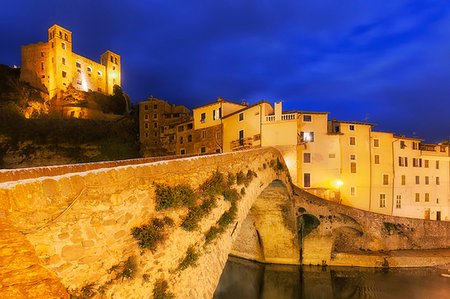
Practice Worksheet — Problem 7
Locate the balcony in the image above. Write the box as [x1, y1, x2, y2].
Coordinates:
[230, 137, 253, 151]
[265, 113, 296, 122]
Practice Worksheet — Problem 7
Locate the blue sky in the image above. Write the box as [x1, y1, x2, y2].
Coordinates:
[1, 0, 449, 142]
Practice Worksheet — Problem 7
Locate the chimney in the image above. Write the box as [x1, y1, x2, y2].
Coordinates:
[274, 102, 282, 121]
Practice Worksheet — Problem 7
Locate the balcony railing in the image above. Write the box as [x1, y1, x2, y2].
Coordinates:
[265, 113, 296, 122]
[230, 137, 253, 151]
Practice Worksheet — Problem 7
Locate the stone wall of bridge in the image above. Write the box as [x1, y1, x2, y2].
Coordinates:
[0, 147, 296, 298]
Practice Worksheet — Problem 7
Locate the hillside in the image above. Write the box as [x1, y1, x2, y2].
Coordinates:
[0, 64, 140, 168]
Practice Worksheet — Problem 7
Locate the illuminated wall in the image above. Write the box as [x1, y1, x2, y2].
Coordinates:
[20, 24, 121, 99]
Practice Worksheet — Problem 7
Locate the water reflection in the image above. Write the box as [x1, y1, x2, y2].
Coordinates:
[213, 256, 450, 299]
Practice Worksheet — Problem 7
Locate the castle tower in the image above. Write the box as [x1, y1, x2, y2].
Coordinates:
[101, 51, 121, 95]
[47, 25, 73, 98]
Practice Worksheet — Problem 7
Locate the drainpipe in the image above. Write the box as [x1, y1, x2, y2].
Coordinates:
[391, 138, 398, 216]
[369, 129, 372, 212]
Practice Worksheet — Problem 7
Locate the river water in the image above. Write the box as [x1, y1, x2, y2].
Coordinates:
[213, 256, 450, 299]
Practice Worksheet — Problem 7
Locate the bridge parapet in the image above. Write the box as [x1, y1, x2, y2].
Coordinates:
[0, 147, 293, 298]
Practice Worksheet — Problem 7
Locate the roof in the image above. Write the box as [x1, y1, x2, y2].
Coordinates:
[394, 135, 424, 141]
[335, 120, 377, 127]
[222, 100, 273, 119]
[284, 110, 329, 115]
[193, 98, 245, 110]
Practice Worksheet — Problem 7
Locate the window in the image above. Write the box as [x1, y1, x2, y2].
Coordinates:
[202, 130, 206, 138]
[440, 146, 446, 152]
[113, 66, 116, 71]
[349, 136, 356, 146]
[51, 42, 54, 48]
[239, 113, 244, 121]
[399, 157, 403, 166]
[154, 122, 157, 128]
[302, 132, 314, 142]
[115, 57, 118, 64]
[76, 62, 81, 68]
[41, 52, 45, 57]
[239, 130, 244, 145]
[437, 211, 441, 221]
[373, 139, 379, 147]
[350, 162, 357, 173]
[425, 176, 429, 185]
[412, 142, 418, 150]
[97, 71, 102, 76]
[303, 115, 311, 122]
[396, 196, 401, 209]
[65, 33, 68, 40]
[76, 81, 81, 85]
[350, 186, 356, 196]
[145, 132, 148, 138]
[304, 173, 311, 188]
[405, 157, 408, 167]
[187, 123, 193, 130]
[153, 114, 157, 119]
[379, 194, 386, 208]
[425, 160, 429, 168]
[153, 104, 158, 109]
[436, 177, 440, 185]
[216, 149, 221, 153]
[401, 175, 406, 185]
[419, 159, 422, 167]
[400, 141, 406, 149]
[179, 137, 183, 144]
[213, 108, 221, 120]
[178, 126, 184, 132]
[415, 193, 420, 202]
[62, 71, 66, 78]
[350, 154, 356, 161]
[62, 42, 66, 50]
[415, 176, 419, 184]
[349, 124, 355, 131]
[329, 153, 335, 158]
[413, 158, 418, 167]
[201, 147, 206, 153]
[110, 55, 113, 63]
[303, 153, 311, 163]
[62, 57, 66, 65]
[180, 149, 185, 155]
[97, 88, 102, 92]
[374, 154, 380, 164]
[144, 114, 149, 120]
[382, 174, 389, 185]
[144, 123, 148, 129]
[188, 135, 192, 142]
[201, 113, 206, 123]
[425, 193, 430, 202]
[41, 62, 44, 70]
[436, 161, 439, 169]
[87, 66, 92, 72]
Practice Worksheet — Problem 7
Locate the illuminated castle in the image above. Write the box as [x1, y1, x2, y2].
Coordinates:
[20, 24, 121, 99]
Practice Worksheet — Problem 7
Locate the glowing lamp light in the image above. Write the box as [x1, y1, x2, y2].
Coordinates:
[335, 180, 344, 188]
[304, 132, 312, 142]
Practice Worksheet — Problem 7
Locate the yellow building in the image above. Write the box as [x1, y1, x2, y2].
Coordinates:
[20, 24, 121, 99]
[138, 98, 449, 220]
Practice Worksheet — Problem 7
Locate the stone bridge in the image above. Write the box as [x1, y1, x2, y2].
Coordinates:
[0, 148, 448, 298]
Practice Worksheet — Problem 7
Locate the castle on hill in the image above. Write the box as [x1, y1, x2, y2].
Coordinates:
[20, 24, 122, 118]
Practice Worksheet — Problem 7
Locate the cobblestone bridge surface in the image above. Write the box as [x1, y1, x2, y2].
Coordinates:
[0, 148, 448, 298]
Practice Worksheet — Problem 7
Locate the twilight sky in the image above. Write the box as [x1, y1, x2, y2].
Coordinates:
[1, 0, 449, 142]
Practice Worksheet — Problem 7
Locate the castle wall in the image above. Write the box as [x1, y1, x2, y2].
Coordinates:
[20, 42, 50, 92]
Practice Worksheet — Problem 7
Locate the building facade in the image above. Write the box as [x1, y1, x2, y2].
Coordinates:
[20, 24, 121, 99]
[139, 98, 449, 220]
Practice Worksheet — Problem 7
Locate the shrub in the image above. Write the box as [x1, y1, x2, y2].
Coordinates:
[227, 173, 236, 185]
[240, 187, 246, 195]
[263, 163, 267, 169]
[200, 170, 226, 198]
[246, 169, 257, 181]
[163, 216, 174, 227]
[181, 206, 204, 231]
[217, 210, 234, 228]
[115, 256, 137, 280]
[153, 279, 174, 299]
[200, 197, 216, 214]
[205, 226, 222, 244]
[178, 245, 200, 271]
[154, 183, 197, 210]
[223, 188, 240, 202]
[131, 218, 166, 252]
[236, 171, 246, 185]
